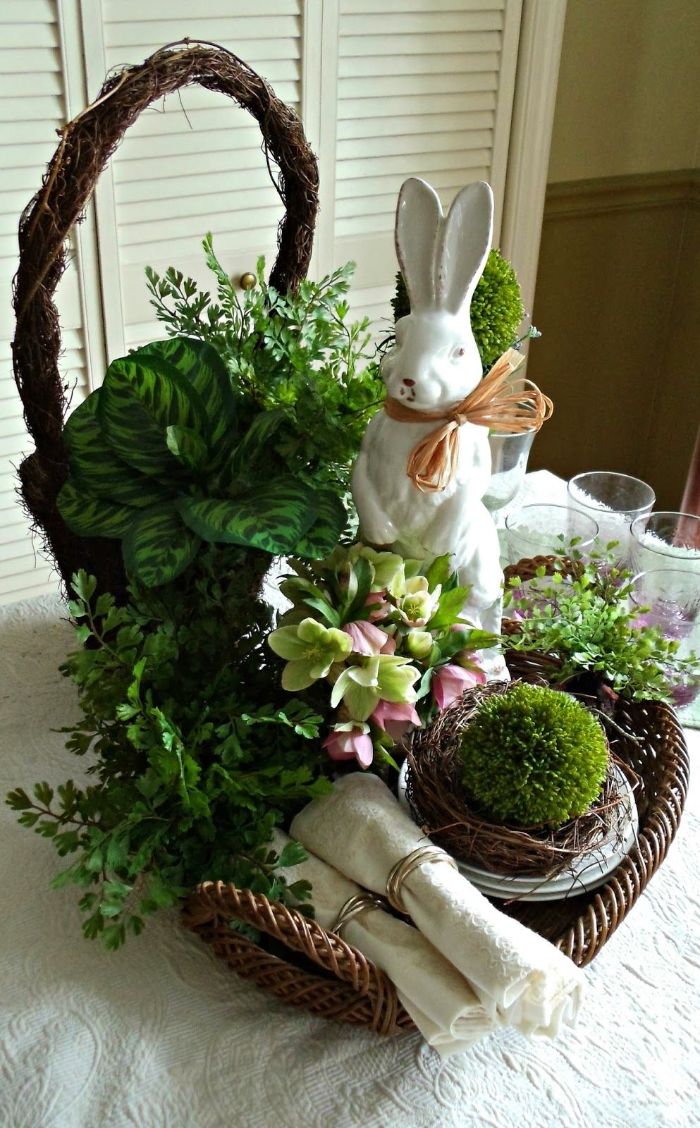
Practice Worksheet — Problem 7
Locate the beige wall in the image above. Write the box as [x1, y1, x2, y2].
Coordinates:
[549, 0, 700, 182]
[530, 0, 700, 511]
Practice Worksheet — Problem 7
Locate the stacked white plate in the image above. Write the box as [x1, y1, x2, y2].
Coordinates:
[397, 763, 638, 902]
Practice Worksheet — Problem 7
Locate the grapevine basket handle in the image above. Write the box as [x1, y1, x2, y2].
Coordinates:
[11, 40, 319, 598]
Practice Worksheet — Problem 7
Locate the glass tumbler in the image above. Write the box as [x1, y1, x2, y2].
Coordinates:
[505, 503, 599, 566]
[567, 471, 655, 561]
[629, 567, 700, 708]
[630, 512, 700, 578]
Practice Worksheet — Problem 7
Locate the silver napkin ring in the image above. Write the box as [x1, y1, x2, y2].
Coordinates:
[385, 844, 458, 914]
[331, 892, 387, 936]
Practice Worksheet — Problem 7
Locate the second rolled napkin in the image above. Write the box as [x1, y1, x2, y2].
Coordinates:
[290, 773, 584, 1037]
[272, 830, 495, 1055]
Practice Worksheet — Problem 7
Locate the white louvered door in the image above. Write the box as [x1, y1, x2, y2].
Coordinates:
[331, 0, 523, 325]
[0, 0, 96, 602]
[81, 0, 304, 356]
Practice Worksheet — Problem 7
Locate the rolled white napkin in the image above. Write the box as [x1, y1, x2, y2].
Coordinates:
[290, 773, 584, 1037]
[272, 830, 495, 1055]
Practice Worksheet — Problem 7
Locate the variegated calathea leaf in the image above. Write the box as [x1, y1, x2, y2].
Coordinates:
[293, 490, 348, 558]
[57, 480, 136, 538]
[165, 425, 209, 472]
[220, 407, 286, 486]
[121, 504, 202, 587]
[98, 352, 210, 480]
[135, 337, 236, 448]
[176, 478, 318, 555]
[63, 390, 175, 508]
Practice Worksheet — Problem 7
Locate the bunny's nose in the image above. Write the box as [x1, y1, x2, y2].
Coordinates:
[402, 379, 415, 387]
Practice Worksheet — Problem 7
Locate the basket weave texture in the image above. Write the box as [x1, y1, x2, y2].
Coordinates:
[12, 44, 690, 1038]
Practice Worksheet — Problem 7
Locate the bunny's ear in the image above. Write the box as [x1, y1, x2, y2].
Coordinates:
[436, 181, 493, 315]
[395, 177, 443, 313]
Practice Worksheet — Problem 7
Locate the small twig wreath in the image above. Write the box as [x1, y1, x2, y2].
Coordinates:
[405, 681, 625, 878]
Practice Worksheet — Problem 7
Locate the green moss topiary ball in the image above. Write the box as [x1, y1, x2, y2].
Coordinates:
[391, 248, 525, 370]
[459, 684, 609, 828]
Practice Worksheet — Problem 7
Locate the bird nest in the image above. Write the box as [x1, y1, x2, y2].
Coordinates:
[405, 681, 624, 878]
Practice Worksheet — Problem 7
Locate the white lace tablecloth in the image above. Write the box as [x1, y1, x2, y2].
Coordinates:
[1, 588, 699, 1128]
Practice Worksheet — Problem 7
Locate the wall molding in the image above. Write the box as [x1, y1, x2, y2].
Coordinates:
[544, 169, 700, 219]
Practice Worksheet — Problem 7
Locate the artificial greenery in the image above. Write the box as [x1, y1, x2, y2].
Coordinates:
[460, 684, 609, 827]
[504, 552, 700, 702]
[146, 237, 384, 495]
[390, 248, 526, 369]
[6, 565, 328, 949]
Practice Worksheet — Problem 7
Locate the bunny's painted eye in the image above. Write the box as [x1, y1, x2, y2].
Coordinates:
[451, 346, 466, 361]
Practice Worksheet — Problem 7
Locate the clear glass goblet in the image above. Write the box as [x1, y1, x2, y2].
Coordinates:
[483, 428, 537, 521]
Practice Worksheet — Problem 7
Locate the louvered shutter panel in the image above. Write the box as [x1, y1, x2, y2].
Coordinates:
[87, 0, 304, 355]
[0, 0, 92, 603]
[333, 0, 521, 326]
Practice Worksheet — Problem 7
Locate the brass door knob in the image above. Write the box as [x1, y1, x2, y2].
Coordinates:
[239, 272, 257, 291]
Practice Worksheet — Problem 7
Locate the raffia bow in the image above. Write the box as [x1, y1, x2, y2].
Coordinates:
[383, 348, 554, 493]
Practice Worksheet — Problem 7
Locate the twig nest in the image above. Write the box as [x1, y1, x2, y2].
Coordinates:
[406, 681, 620, 878]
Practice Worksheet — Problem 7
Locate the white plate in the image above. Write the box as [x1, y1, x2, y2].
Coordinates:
[397, 761, 638, 902]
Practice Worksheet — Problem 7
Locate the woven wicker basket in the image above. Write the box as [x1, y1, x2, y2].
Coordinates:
[13, 43, 690, 1039]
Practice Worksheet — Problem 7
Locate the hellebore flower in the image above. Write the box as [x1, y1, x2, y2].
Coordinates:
[396, 577, 441, 627]
[268, 617, 352, 691]
[432, 663, 486, 710]
[371, 699, 421, 742]
[364, 591, 392, 621]
[343, 619, 391, 656]
[323, 722, 374, 768]
[348, 544, 406, 595]
[331, 654, 420, 722]
[405, 629, 433, 660]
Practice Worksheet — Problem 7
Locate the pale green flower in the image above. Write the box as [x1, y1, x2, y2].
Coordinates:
[268, 617, 352, 691]
[397, 577, 442, 627]
[330, 654, 420, 721]
[348, 544, 406, 595]
[405, 629, 433, 659]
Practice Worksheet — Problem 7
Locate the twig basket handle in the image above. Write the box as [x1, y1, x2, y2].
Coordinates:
[11, 40, 319, 597]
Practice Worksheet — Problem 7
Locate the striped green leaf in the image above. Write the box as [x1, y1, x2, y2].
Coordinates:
[165, 425, 209, 472]
[135, 337, 236, 447]
[57, 481, 136, 539]
[64, 391, 174, 508]
[294, 491, 348, 559]
[98, 352, 209, 480]
[177, 479, 317, 555]
[121, 505, 202, 587]
[221, 408, 286, 486]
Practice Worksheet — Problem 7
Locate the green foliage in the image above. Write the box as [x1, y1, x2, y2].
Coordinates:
[6, 564, 326, 948]
[145, 238, 384, 495]
[504, 554, 700, 702]
[57, 337, 347, 585]
[390, 248, 526, 369]
[460, 684, 609, 827]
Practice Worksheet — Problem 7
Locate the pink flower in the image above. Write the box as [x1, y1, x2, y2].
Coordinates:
[343, 620, 392, 656]
[432, 663, 487, 710]
[322, 723, 374, 769]
[371, 699, 421, 742]
[364, 591, 391, 621]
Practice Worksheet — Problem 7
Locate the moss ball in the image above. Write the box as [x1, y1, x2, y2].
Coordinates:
[459, 685, 609, 827]
[391, 248, 525, 370]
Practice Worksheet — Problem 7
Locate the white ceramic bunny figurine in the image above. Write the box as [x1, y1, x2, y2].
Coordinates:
[351, 177, 505, 655]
